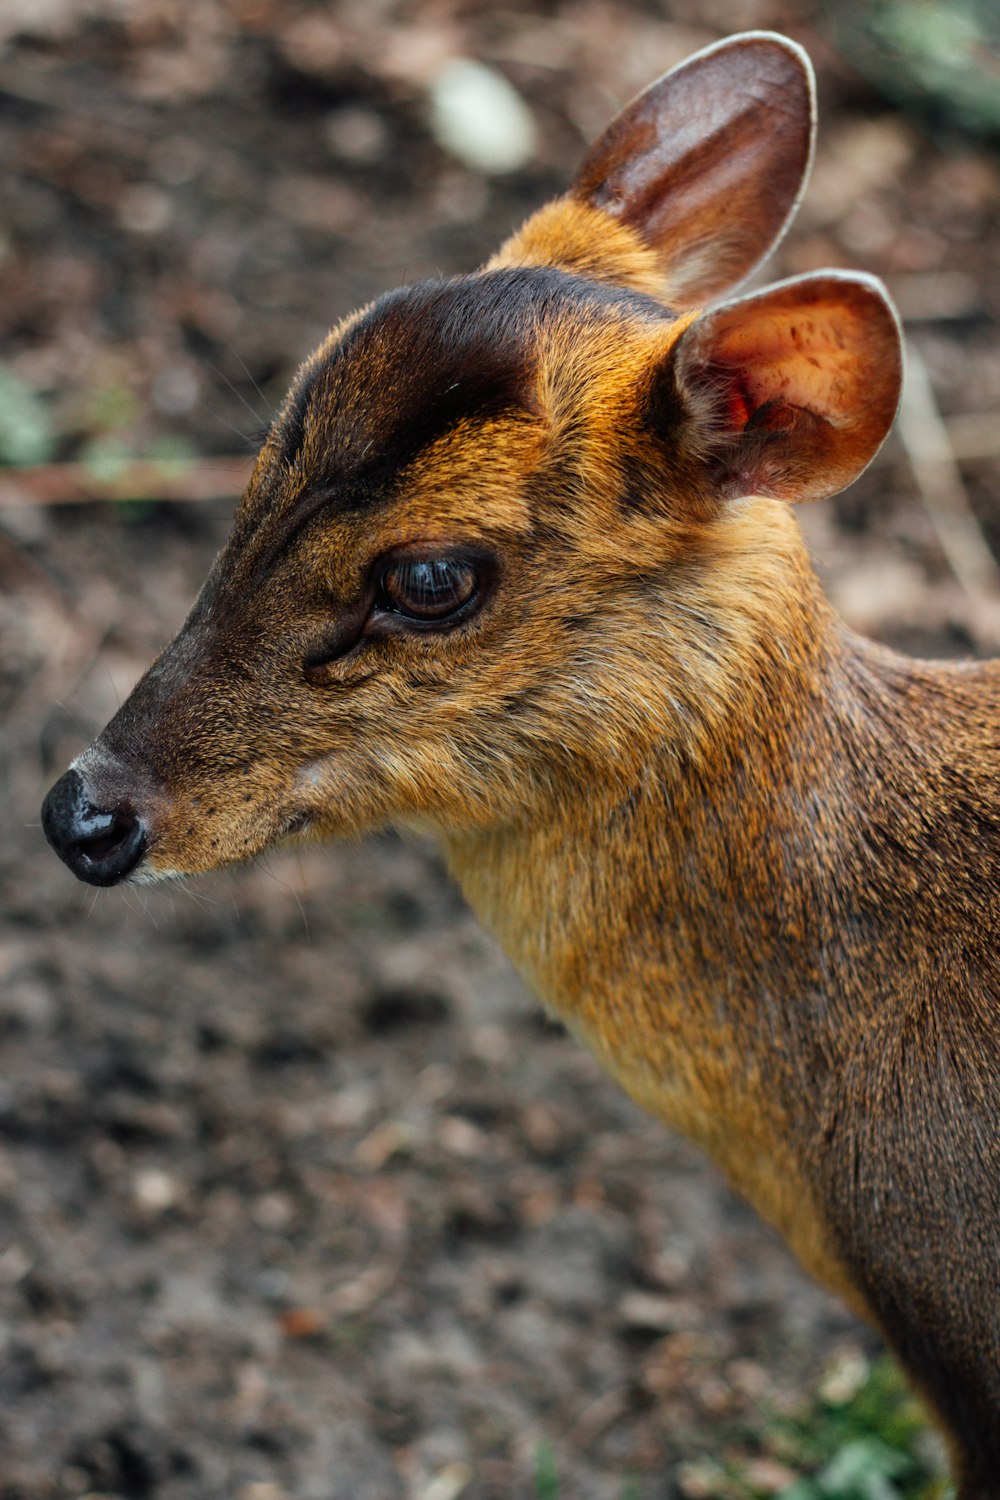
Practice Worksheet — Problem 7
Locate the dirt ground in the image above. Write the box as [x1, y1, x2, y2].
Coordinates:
[2, 3, 999, 1498]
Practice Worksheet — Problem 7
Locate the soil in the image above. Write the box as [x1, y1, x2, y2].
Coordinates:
[1, 3, 999, 1498]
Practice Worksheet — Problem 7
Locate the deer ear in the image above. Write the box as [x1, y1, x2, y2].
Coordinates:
[654, 272, 902, 503]
[491, 32, 815, 305]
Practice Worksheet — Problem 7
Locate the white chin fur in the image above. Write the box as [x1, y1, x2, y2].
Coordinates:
[130, 863, 186, 886]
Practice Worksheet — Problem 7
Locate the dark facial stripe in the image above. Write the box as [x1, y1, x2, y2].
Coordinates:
[272, 266, 671, 494]
[274, 275, 534, 486]
[232, 265, 679, 579]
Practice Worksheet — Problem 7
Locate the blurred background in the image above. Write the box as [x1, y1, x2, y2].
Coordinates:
[1, 2, 999, 1497]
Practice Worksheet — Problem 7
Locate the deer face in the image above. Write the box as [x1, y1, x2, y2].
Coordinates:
[42, 32, 900, 886]
[41, 270, 699, 881]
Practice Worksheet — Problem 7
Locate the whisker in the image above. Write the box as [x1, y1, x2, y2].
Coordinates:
[177, 881, 218, 910]
[206, 404, 261, 449]
[258, 851, 310, 940]
[223, 342, 275, 423]
[103, 663, 122, 711]
[203, 356, 271, 433]
[53, 697, 97, 743]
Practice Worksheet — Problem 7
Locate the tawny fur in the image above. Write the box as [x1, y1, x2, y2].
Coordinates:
[42, 33, 1000, 1497]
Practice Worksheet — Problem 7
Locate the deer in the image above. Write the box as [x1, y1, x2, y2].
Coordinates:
[40, 31, 1000, 1496]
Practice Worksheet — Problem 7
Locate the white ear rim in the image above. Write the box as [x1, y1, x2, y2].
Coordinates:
[707, 266, 901, 327]
[606, 31, 818, 303]
[671, 268, 904, 500]
[700, 34, 817, 300]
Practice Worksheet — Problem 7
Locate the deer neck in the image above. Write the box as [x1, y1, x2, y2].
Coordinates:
[444, 501, 845, 1050]
[440, 500, 993, 1300]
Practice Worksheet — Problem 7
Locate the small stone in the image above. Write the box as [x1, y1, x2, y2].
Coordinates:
[428, 60, 536, 175]
[437, 1114, 488, 1158]
[117, 184, 173, 235]
[278, 1307, 326, 1340]
[742, 1457, 800, 1491]
[819, 1348, 870, 1404]
[132, 1168, 181, 1214]
[419, 1463, 473, 1500]
[618, 1291, 701, 1332]
[251, 1191, 295, 1231]
[355, 1119, 414, 1169]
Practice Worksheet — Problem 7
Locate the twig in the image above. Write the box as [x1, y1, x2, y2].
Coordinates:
[941, 413, 1000, 465]
[896, 343, 1000, 596]
[0, 457, 254, 507]
[3, 404, 1000, 512]
[571, 1385, 631, 1447]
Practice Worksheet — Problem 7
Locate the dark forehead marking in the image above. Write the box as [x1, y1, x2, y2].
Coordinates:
[269, 266, 671, 528]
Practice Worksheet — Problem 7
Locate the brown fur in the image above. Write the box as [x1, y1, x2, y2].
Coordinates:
[42, 33, 1000, 1496]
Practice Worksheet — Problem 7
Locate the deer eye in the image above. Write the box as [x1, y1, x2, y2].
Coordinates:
[379, 557, 478, 621]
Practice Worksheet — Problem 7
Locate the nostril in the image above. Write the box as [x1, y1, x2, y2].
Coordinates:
[42, 769, 148, 887]
[75, 807, 139, 863]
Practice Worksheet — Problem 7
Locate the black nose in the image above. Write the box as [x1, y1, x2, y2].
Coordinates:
[41, 769, 147, 886]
